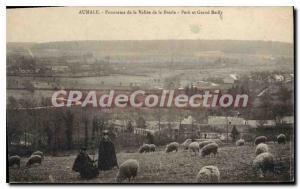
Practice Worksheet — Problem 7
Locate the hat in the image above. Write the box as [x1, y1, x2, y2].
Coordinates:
[102, 130, 109, 135]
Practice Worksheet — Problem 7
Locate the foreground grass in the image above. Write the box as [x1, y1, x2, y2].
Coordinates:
[8, 142, 294, 183]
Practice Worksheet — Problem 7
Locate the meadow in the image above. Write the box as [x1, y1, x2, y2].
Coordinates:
[8, 142, 294, 183]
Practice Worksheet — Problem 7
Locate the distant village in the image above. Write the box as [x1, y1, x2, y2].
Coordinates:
[7, 45, 294, 151]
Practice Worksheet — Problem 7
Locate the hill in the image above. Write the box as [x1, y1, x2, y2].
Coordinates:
[7, 40, 293, 56]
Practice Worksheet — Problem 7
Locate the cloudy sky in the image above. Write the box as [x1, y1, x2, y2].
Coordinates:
[7, 7, 293, 43]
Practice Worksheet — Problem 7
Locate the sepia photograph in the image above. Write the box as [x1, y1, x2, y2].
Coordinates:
[6, 6, 294, 184]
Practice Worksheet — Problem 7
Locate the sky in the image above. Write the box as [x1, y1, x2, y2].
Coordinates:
[7, 7, 293, 43]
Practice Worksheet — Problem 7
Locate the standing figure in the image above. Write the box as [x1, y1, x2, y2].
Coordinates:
[98, 130, 118, 171]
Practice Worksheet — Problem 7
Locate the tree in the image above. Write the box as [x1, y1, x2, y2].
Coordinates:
[146, 132, 154, 144]
[44, 126, 53, 151]
[272, 103, 289, 125]
[7, 97, 20, 147]
[83, 111, 89, 147]
[91, 115, 105, 145]
[126, 120, 134, 133]
[63, 110, 74, 150]
[231, 125, 239, 142]
[23, 81, 35, 93]
[136, 116, 146, 128]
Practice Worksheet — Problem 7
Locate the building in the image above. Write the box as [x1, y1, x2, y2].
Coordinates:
[51, 65, 69, 73]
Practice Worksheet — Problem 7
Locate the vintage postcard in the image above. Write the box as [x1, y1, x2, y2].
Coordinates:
[6, 7, 294, 183]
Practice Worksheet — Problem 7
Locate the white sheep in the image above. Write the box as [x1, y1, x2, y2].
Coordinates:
[149, 144, 156, 152]
[165, 142, 179, 153]
[196, 165, 220, 183]
[32, 151, 44, 159]
[254, 136, 267, 145]
[182, 139, 192, 150]
[26, 155, 42, 167]
[198, 141, 214, 149]
[255, 143, 269, 156]
[188, 142, 200, 155]
[253, 152, 274, 178]
[9, 155, 21, 168]
[200, 142, 218, 157]
[236, 139, 245, 146]
[116, 159, 139, 183]
[277, 134, 286, 144]
[139, 144, 150, 153]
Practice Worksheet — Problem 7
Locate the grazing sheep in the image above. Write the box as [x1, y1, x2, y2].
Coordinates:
[199, 141, 214, 149]
[188, 142, 200, 155]
[165, 142, 179, 153]
[9, 155, 21, 168]
[32, 151, 44, 159]
[253, 152, 274, 178]
[139, 144, 150, 153]
[196, 165, 220, 183]
[149, 144, 156, 152]
[255, 143, 269, 155]
[236, 139, 245, 146]
[277, 134, 286, 144]
[116, 159, 139, 183]
[254, 136, 267, 145]
[200, 143, 218, 157]
[182, 139, 192, 150]
[26, 155, 42, 167]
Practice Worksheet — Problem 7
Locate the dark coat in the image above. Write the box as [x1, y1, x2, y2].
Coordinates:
[72, 152, 99, 179]
[98, 136, 118, 171]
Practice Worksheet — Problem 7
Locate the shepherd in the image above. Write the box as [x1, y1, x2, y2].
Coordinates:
[98, 130, 119, 171]
[72, 147, 99, 179]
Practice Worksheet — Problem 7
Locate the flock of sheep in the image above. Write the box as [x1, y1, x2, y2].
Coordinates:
[119, 133, 287, 183]
[9, 150, 44, 169]
[8, 133, 287, 183]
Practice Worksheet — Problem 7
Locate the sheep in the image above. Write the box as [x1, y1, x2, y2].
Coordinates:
[277, 134, 286, 144]
[255, 143, 269, 155]
[116, 159, 139, 183]
[188, 142, 200, 155]
[165, 142, 179, 153]
[149, 144, 156, 152]
[199, 141, 214, 149]
[182, 139, 192, 150]
[196, 165, 220, 183]
[253, 152, 274, 178]
[9, 155, 21, 168]
[32, 151, 44, 159]
[26, 155, 42, 167]
[139, 144, 150, 153]
[200, 142, 218, 157]
[236, 139, 245, 146]
[254, 136, 267, 145]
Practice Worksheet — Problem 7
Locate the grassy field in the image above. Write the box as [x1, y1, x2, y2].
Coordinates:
[8, 142, 294, 183]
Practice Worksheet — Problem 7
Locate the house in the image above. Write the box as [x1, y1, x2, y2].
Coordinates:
[223, 74, 238, 84]
[109, 119, 154, 136]
[51, 65, 69, 73]
[145, 121, 179, 132]
[208, 116, 248, 132]
[198, 132, 222, 139]
[244, 119, 281, 128]
[281, 116, 294, 125]
[208, 116, 244, 126]
[179, 116, 200, 138]
[274, 74, 284, 82]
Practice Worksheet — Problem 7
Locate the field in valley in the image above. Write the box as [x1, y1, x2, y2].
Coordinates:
[8, 142, 294, 184]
